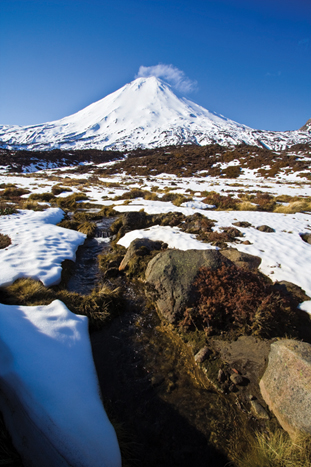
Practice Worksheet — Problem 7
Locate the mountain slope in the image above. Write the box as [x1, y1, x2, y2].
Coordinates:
[0, 77, 310, 151]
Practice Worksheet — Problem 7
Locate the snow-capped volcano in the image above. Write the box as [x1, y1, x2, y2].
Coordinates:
[0, 77, 310, 151]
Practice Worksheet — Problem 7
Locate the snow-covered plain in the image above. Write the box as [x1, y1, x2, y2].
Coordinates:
[0, 208, 86, 287]
[0, 151, 311, 465]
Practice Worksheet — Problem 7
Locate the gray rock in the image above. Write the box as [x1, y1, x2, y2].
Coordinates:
[220, 249, 261, 271]
[145, 249, 231, 323]
[273, 281, 310, 303]
[122, 211, 147, 232]
[119, 238, 163, 271]
[260, 339, 311, 438]
[256, 225, 275, 233]
[194, 347, 211, 363]
[220, 226, 243, 237]
[232, 221, 252, 228]
[230, 374, 244, 385]
[250, 401, 269, 420]
[300, 233, 311, 245]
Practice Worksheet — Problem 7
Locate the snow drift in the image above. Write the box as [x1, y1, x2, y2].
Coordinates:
[0, 300, 121, 467]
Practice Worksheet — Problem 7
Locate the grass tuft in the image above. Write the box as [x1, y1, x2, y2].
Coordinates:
[234, 429, 311, 467]
[1, 278, 124, 331]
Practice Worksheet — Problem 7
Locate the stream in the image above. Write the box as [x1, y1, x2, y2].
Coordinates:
[68, 215, 241, 466]
[66, 216, 115, 295]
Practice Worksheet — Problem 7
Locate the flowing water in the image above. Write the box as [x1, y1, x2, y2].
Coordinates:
[67, 216, 245, 466]
[66, 217, 116, 295]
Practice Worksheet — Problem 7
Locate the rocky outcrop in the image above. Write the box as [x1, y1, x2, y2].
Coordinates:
[119, 238, 165, 272]
[260, 339, 311, 438]
[220, 249, 261, 271]
[145, 249, 231, 323]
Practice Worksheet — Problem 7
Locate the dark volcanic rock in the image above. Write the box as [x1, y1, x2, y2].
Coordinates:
[232, 221, 252, 228]
[220, 249, 261, 271]
[145, 249, 231, 323]
[122, 211, 148, 232]
[256, 225, 275, 233]
[273, 281, 310, 304]
[300, 233, 311, 244]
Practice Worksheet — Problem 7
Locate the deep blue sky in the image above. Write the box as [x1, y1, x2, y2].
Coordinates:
[0, 0, 310, 130]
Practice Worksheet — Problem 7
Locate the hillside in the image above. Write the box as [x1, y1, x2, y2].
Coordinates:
[0, 77, 310, 151]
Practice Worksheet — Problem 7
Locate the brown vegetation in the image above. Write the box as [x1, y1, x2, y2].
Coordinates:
[0, 234, 11, 249]
[181, 264, 298, 339]
[0, 278, 124, 331]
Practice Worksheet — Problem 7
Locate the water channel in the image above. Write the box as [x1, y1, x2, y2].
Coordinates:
[67, 215, 243, 467]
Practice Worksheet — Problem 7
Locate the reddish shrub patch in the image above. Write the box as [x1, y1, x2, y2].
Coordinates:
[180, 264, 297, 338]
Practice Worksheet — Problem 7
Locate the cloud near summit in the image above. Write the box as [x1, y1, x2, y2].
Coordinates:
[136, 64, 197, 93]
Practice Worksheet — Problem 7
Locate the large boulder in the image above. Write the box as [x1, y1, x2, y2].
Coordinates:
[260, 339, 311, 438]
[145, 249, 230, 323]
[220, 249, 261, 271]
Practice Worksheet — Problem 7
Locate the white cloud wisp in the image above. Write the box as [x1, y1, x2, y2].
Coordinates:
[136, 64, 197, 93]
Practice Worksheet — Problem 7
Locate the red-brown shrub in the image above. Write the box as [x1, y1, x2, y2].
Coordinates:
[181, 264, 296, 338]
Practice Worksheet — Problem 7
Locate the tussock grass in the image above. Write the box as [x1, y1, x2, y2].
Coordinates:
[20, 199, 48, 211]
[0, 203, 16, 216]
[234, 429, 311, 467]
[274, 200, 311, 214]
[238, 201, 258, 211]
[56, 193, 88, 210]
[51, 184, 70, 195]
[114, 188, 159, 201]
[161, 192, 191, 206]
[1, 278, 124, 331]
[78, 221, 97, 237]
[1, 187, 29, 199]
[29, 192, 55, 202]
[98, 205, 118, 217]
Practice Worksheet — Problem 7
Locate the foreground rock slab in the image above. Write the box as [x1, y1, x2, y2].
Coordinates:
[145, 249, 230, 323]
[0, 300, 121, 467]
[260, 339, 311, 439]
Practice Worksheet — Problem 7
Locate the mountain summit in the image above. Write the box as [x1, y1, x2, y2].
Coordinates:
[0, 77, 310, 151]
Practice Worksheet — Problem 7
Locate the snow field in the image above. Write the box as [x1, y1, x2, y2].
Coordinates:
[0, 299, 121, 467]
[0, 208, 86, 287]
